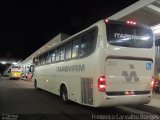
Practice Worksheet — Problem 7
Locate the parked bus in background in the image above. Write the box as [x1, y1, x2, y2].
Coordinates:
[32, 19, 155, 107]
[9, 66, 22, 80]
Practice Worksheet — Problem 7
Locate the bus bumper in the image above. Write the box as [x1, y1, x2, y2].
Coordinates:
[95, 93, 152, 107]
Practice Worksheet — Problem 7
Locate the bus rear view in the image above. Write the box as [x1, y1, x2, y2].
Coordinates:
[96, 20, 155, 107]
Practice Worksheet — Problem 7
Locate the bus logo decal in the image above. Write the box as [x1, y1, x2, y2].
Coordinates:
[122, 64, 139, 82]
[57, 64, 85, 72]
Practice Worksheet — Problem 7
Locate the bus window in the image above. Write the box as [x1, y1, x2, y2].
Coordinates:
[44, 52, 48, 64]
[37, 57, 40, 65]
[72, 38, 80, 58]
[65, 43, 72, 59]
[80, 30, 97, 57]
[56, 48, 60, 62]
[33, 57, 39, 65]
[51, 50, 56, 63]
[42, 54, 46, 65]
[60, 46, 65, 61]
[106, 23, 153, 48]
[47, 51, 52, 64]
[39, 55, 43, 65]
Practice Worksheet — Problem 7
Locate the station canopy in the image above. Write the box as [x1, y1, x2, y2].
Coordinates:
[108, 0, 160, 37]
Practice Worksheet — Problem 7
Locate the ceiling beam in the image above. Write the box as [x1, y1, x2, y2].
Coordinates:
[108, 0, 156, 20]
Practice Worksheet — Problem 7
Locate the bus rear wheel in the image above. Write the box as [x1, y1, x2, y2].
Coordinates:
[60, 85, 68, 103]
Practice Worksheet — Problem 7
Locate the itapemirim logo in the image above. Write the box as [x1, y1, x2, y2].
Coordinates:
[122, 64, 139, 82]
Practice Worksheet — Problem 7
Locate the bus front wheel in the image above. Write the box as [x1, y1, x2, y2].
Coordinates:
[34, 80, 39, 90]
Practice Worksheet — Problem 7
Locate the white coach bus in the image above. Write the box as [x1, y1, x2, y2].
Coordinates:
[32, 19, 155, 107]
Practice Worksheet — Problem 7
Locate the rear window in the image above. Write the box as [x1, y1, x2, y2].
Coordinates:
[106, 23, 153, 48]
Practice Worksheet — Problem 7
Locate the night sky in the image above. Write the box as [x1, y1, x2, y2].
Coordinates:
[0, 0, 138, 61]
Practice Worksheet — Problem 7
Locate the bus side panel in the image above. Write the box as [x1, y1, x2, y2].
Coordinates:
[33, 55, 95, 106]
[54, 56, 95, 105]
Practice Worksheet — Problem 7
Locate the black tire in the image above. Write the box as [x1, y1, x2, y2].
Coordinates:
[61, 85, 68, 103]
[34, 80, 39, 90]
[154, 86, 160, 93]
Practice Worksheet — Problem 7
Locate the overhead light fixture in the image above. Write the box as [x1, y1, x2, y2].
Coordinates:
[151, 24, 160, 35]
[1, 61, 6, 64]
[12, 62, 17, 65]
[153, 29, 160, 34]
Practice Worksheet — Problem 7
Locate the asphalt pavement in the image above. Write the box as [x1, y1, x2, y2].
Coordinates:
[0, 77, 159, 120]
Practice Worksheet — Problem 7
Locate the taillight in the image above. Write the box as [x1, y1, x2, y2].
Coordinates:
[151, 77, 154, 88]
[98, 76, 106, 92]
[104, 19, 109, 23]
[126, 20, 136, 25]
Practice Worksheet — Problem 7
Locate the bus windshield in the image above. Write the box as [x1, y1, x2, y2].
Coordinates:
[106, 23, 153, 48]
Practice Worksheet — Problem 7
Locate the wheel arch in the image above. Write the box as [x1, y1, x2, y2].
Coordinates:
[60, 82, 69, 99]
